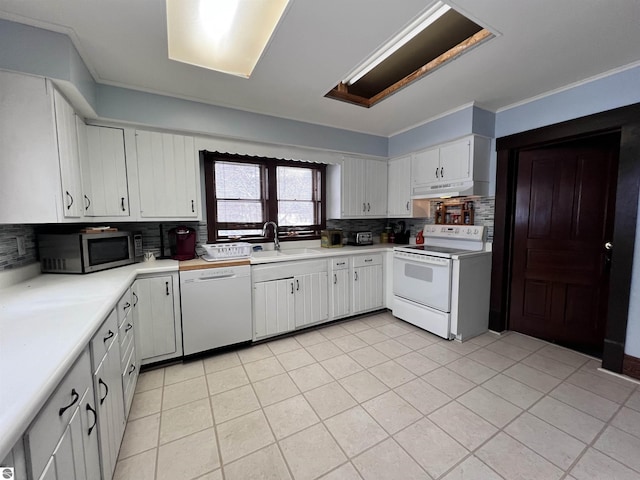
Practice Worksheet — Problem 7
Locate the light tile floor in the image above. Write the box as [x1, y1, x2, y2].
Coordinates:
[115, 311, 640, 480]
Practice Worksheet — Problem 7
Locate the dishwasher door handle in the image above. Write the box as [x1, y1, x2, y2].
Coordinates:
[194, 274, 237, 281]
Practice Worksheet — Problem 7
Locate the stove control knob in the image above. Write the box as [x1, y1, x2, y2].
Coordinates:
[466, 228, 472, 234]
[474, 228, 479, 234]
[455, 228, 460, 234]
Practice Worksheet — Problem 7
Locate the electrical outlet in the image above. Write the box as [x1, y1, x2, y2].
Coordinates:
[16, 236, 26, 256]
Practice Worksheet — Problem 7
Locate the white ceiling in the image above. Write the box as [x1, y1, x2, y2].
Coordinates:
[1, 0, 639, 137]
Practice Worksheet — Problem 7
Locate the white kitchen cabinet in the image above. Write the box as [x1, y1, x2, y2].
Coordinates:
[387, 155, 413, 217]
[252, 259, 329, 339]
[411, 135, 491, 196]
[53, 89, 84, 219]
[294, 272, 329, 328]
[135, 131, 200, 219]
[79, 124, 130, 217]
[1, 440, 27, 480]
[90, 309, 125, 480]
[329, 258, 351, 320]
[352, 254, 384, 314]
[0, 71, 65, 223]
[327, 156, 388, 218]
[253, 278, 296, 339]
[24, 348, 100, 480]
[136, 273, 183, 365]
[117, 288, 138, 418]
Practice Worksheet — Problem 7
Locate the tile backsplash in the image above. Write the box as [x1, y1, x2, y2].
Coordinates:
[0, 196, 495, 271]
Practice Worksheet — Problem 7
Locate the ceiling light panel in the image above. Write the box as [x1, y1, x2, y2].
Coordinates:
[166, 0, 289, 78]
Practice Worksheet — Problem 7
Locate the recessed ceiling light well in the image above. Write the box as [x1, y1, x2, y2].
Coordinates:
[166, 0, 289, 78]
[327, 1, 494, 107]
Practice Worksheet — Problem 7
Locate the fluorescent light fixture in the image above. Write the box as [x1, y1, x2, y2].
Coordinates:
[343, 1, 451, 86]
[166, 0, 289, 78]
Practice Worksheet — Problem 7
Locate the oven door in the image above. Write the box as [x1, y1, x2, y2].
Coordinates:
[393, 252, 452, 312]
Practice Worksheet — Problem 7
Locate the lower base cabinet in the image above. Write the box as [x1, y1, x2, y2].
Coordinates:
[352, 254, 384, 314]
[252, 260, 329, 340]
[91, 310, 125, 480]
[135, 273, 183, 365]
[330, 258, 351, 320]
[24, 348, 101, 480]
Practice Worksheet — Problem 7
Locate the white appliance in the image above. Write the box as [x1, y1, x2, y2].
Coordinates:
[392, 225, 491, 341]
[180, 265, 252, 356]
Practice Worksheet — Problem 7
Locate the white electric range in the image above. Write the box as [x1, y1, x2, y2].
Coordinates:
[392, 225, 492, 341]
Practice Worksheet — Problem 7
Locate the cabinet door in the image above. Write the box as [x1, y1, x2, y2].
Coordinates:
[439, 138, 471, 182]
[253, 278, 296, 339]
[136, 131, 199, 218]
[294, 272, 328, 328]
[352, 265, 384, 314]
[0, 71, 61, 223]
[93, 337, 125, 480]
[341, 157, 367, 216]
[330, 268, 351, 319]
[136, 276, 177, 360]
[365, 159, 388, 216]
[53, 90, 83, 219]
[81, 125, 129, 216]
[79, 389, 101, 480]
[387, 156, 412, 217]
[411, 147, 440, 186]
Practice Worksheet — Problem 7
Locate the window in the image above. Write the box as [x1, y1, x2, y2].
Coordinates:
[203, 152, 326, 242]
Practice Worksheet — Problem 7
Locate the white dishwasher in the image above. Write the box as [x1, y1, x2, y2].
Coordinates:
[180, 265, 252, 356]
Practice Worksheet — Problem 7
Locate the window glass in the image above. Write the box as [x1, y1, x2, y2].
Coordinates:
[215, 162, 261, 199]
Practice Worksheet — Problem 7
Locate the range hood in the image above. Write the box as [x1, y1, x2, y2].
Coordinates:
[411, 179, 488, 199]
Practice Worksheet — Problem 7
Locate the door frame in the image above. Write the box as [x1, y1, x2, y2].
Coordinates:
[490, 103, 640, 373]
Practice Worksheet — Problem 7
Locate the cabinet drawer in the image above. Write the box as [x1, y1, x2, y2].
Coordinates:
[120, 327, 134, 371]
[90, 309, 118, 367]
[118, 313, 135, 349]
[117, 289, 133, 327]
[352, 254, 382, 268]
[122, 346, 138, 417]
[25, 348, 92, 480]
[331, 257, 350, 270]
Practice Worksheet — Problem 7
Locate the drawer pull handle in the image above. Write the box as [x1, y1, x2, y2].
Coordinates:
[84, 195, 91, 211]
[128, 364, 136, 375]
[58, 389, 79, 416]
[191, 199, 195, 213]
[86, 403, 97, 435]
[121, 197, 126, 212]
[98, 378, 109, 405]
[166, 281, 170, 296]
[334, 274, 337, 285]
[337, 262, 345, 266]
[132, 291, 138, 307]
[354, 271, 358, 281]
[103, 330, 114, 343]
[125, 323, 133, 332]
[365, 259, 373, 262]
[291, 282, 294, 294]
[296, 279, 300, 291]
[123, 301, 131, 310]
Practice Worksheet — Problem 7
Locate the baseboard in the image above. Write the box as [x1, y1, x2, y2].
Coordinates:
[623, 354, 640, 380]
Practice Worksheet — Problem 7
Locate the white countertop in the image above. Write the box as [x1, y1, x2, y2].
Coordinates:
[0, 244, 395, 460]
[0, 260, 178, 460]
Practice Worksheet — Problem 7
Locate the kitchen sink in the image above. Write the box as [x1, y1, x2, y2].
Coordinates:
[279, 248, 321, 255]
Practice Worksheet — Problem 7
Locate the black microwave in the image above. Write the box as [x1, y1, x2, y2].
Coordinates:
[38, 231, 143, 273]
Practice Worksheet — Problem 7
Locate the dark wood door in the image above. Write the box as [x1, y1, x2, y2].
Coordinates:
[509, 133, 620, 355]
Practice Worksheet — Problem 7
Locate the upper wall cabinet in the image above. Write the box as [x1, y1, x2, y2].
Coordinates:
[387, 155, 412, 218]
[53, 90, 84, 219]
[79, 125, 130, 217]
[0, 71, 69, 223]
[327, 156, 387, 219]
[135, 131, 199, 219]
[411, 135, 491, 198]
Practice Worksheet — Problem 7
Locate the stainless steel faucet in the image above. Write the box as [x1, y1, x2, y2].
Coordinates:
[262, 221, 280, 251]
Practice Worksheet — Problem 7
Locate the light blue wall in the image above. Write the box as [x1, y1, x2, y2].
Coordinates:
[96, 85, 387, 156]
[495, 65, 640, 138]
[0, 19, 97, 110]
[0, 19, 386, 157]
